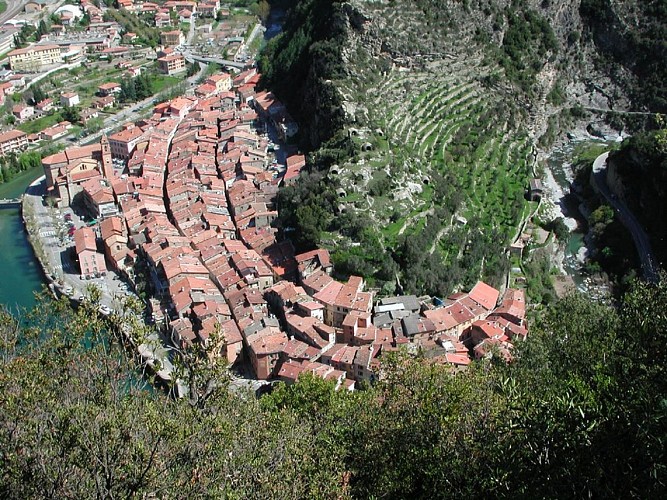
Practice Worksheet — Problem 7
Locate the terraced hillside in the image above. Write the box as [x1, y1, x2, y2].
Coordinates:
[267, 0, 647, 297]
[327, 48, 537, 293]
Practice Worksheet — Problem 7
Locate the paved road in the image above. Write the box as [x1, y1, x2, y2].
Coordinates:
[25, 62, 82, 90]
[182, 51, 247, 70]
[244, 22, 265, 56]
[592, 151, 659, 282]
[79, 67, 204, 146]
[0, 0, 27, 25]
[585, 106, 658, 117]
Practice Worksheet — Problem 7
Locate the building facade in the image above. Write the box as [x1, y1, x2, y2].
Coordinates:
[157, 54, 186, 75]
[0, 130, 28, 156]
[8, 44, 62, 71]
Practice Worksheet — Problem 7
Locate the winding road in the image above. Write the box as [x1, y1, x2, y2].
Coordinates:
[592, 151, 659, 282]
[0, 0, 26, 25]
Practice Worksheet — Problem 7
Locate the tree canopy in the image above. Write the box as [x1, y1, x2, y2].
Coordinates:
[1, 278, 666, 497]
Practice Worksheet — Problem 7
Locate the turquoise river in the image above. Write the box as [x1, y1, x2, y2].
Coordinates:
[0, 167, 45, 312]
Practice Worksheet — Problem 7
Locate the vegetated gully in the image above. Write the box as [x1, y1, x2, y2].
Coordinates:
[545, 140, 600, 290]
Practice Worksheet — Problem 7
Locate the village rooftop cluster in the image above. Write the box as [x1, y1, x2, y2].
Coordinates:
[36, 63, 528, 388]
[0, 0, 257, 157]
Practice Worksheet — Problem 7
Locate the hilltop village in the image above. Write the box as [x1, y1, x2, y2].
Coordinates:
[37, 64, 528, 389]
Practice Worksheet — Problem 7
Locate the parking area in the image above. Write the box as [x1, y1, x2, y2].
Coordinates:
[28, 181, 139, 315]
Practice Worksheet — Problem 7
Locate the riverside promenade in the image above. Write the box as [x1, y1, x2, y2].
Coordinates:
[22, 176, 133, 312]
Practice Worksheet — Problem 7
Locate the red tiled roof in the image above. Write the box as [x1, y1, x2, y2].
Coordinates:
[468, 281, 500, 310]
[74, 226, 97, 253]
[444, 353, 471, 366]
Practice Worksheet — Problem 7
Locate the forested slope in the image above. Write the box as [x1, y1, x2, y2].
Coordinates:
[609, 126, 667, 267]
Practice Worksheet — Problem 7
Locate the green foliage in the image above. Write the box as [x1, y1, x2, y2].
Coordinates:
[17, 111, 63, 134]
[186, 60, 201, 78]
[581, 0, 667, 113]
[276, 131, 356, 251]
[36, 19, 49, 39]
[609, 129, 667, 267]
[0, 295, 348, 498]
[259, 0, 347, 147]
[261, 373, 340, 416]
[277, 169, 337, 250]
[105, 8, 161, 47]
[12, 24, 37, 48]
[119, 76, 138, 102]
[545, 216, 570, 242]
[27, 85, 47, 106]
[83, 116, 105, 135]
[509, 281, 667, 496]
[0, 151, 42, 185]
[61, 105, 80, 124]
[498, 8, 558, 93]
[2, 279, 667, 496]
[523, 249, 556, 305]
[589, 204, 614, 229]
[332, 227, 397, 287]
[547, 82, 566, 106]
[118, 72, 156, 103]
[251, 0, 271, 23]
[586, 201, 641, 280]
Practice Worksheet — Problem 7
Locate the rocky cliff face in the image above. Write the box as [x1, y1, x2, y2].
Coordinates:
[327, 0, 640, 142]
[329, 0, 664, 141]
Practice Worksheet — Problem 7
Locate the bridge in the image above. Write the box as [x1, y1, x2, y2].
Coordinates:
[0, 197, 23, 208]
[183, 52, 248, 70]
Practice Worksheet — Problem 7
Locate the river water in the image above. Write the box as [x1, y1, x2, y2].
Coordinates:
[545, 137, 618, 297]
[0, 167, 45, 312]
[545, 142, 587, 284]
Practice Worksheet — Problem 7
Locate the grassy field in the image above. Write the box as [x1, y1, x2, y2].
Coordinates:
[18, 113, 64, 135]
[152, 75, 182, 93]
[0, 1, 6, 15]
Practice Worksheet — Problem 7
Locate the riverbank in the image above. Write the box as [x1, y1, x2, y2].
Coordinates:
[0, 166, 47, 311]
[20, 176, 182, 392]
[539, 131, 620, 297]
[21, 176, 58, 297]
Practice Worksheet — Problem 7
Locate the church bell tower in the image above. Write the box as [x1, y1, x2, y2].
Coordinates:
[100, 134, 113, 180]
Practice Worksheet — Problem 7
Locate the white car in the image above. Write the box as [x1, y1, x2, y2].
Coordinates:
[98, 305, 112, 316]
